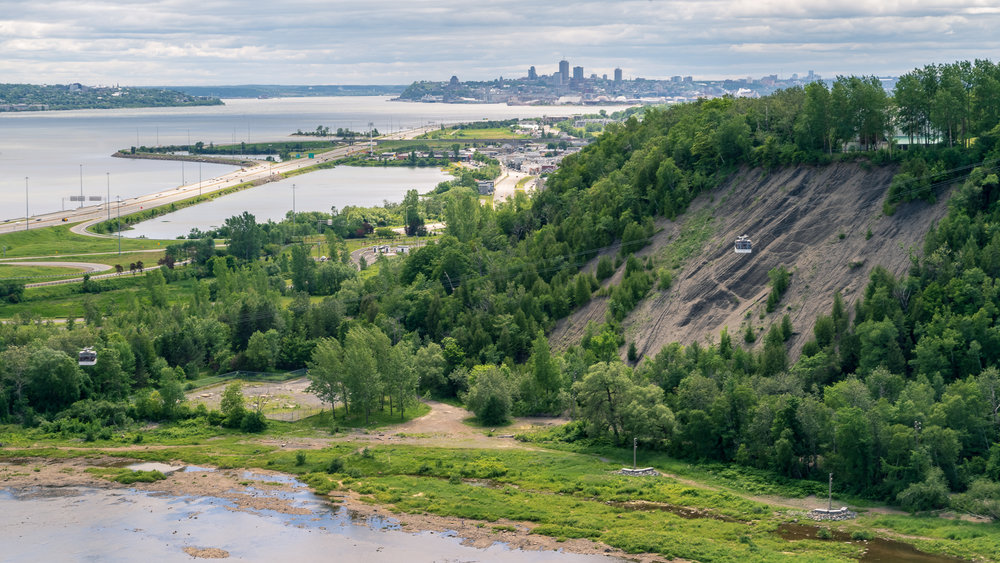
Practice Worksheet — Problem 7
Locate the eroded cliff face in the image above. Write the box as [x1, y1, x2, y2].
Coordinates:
[551, 162, 951, 362]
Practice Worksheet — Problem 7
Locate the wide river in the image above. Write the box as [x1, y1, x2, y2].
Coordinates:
[0, 96, 629, 228]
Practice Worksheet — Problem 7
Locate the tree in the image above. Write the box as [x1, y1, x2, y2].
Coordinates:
[25, 347, 82, 414]
[307, 337, 347, 417]
[220, 382, 246, 428]
[464, 364, 514, 425]
[225, 211, 264, 261]
[245, 329, 281, 371]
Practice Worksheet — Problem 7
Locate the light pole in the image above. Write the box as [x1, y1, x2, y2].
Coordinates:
[24, 177, 29, 231]
[291, 183, 296, 237]
[199, 162, 202, 196]
[106, 172, 111, 222]
[116, 195, 122, 255]
[79, 164, 84, 208]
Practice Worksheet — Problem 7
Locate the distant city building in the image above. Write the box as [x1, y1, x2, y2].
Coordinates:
[671, 75, 681, 83]
[602, 73, 607, 80]
[572, 66, 584, 81]
[683, 76, 693, 83]
[528, 66, 537, 80]
[559, 60, 569, 84]
[449, 75, 459, 86]
[614, 68, 623, 85]
[808, 70, 815, 80]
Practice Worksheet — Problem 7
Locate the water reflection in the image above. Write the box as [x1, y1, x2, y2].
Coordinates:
[0, 484, 621, 563]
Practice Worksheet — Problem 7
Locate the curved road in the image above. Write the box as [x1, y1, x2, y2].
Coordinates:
[0, 260, 109, 273]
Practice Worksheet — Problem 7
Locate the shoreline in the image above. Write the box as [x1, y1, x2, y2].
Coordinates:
[0, 455, 651, 562]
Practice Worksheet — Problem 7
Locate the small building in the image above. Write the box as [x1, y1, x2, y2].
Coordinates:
[477, 180, 495, 195]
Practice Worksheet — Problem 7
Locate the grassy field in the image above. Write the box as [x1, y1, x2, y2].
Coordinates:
[417, 127, 528, 140]
[0, 264, 90, 279]
[0, 225, 169, 258]
[0, 276, 201, 319]
[3, 418, 995, 562]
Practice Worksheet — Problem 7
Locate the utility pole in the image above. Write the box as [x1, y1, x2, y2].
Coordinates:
[291, 183, 296, 237]
[79, 164, 84, 208]
[633, 438, 638, 470]
[25, 177, 29, 231]
[828, 473, 833, 511]
[199, 162, 202, 196]
[106, 172, 111, 222]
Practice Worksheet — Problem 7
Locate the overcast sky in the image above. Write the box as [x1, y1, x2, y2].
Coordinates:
[1, 0, 998, 86]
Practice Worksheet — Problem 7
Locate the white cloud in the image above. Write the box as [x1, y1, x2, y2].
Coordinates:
[0, 0, 997, 85]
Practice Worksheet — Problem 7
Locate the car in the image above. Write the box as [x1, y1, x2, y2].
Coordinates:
[35, 218, 41, 221]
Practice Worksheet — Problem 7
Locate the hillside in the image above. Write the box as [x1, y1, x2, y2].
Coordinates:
[551, 162, 952, 361]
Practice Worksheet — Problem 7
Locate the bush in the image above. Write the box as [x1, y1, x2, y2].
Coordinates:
[327, 457, 344, 474]
[897, 467, 949, 513]
[239, 411, 267, 433]
[115, 470, 166, 484]
[596, 256, 614, 281]
[295, 451, 307, 466]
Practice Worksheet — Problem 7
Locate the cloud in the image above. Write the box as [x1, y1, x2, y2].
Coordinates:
[0, 0, 997, 85]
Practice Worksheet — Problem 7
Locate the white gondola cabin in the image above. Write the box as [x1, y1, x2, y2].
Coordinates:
[734, 235, 752, 254]
[78, 347, 98, 366]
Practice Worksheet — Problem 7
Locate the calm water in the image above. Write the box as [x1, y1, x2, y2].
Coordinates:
[125, 166, 450, 239]
[0, 483, 620, 563]
[0, 96, 628, 220]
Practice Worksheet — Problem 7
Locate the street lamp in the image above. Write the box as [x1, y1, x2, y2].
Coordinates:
[79, 164, 84, 208]
[116, 195, 122, 255]
[106, 172, 111, 222]
[24, 177, 28, 231]
[291, 183, 296, 237]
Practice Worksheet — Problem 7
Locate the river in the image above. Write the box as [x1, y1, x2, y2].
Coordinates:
[0, 96, 629, 221]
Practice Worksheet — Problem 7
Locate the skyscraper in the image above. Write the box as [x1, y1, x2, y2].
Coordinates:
[559, 60, 569, 84]
[572, 66, 584, 81]
[614, 67, 623, 85]
[528, 66, 537, 80]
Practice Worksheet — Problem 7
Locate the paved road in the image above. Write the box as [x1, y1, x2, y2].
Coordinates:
[492, 167, 533, 203]
[0, 260, 109, 274]
[2, 125, 438, 236]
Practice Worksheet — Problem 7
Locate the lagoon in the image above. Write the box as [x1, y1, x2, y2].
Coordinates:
[125, 166, 451, 239]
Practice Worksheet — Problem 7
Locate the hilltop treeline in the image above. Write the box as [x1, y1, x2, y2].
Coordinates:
[0, 83, 221, 111]
[3, 60, 1000, 516]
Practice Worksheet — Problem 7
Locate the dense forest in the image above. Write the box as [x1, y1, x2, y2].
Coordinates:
[3, 60, 1000, 517]
[0, 83, 221, 111]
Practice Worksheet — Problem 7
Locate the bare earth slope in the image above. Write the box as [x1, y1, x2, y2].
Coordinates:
[552, 162, 951, 361]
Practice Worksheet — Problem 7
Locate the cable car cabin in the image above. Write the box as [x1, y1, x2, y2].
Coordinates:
[78, 347, 97, 366]
[734, 235, 753, 254]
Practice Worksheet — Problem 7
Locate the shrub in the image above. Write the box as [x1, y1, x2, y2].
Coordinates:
[295, 451, 307, 466]
[115, 470, 166, 484]
[596, 256, 614, 280]
[327, 457, 344, 474]
[897, 467, 949, 513]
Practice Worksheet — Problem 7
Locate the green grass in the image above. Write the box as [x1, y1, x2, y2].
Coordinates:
[656, 206, 715, 270]
[0, 225, 168, 258]
[417, 127, 527, 140]
[0, 276, 201, 319]
[514, 176, 534, 191]
[3, 417, 997, 562]
[0, 264, 90, 280]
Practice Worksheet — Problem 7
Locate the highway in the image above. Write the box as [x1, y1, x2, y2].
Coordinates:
[0, 125, 437, 236]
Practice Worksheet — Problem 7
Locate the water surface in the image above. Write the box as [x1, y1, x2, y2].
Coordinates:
[0, 485, 620, 563]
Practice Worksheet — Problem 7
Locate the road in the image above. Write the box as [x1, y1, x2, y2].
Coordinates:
[1, 125, 438, 236]
[492, 167, 534, 203]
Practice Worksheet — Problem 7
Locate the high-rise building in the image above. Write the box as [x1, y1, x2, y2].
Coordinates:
[614, 67, 623, 85]
[559, 60, 569, 84]
[572, 66, 584, 81]
[528, 66, 537, 80]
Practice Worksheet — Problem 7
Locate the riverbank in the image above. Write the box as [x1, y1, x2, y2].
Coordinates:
[0, 455, 637, 562]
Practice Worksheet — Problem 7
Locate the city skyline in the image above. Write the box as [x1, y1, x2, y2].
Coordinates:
[1, 1, 997, 86]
